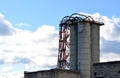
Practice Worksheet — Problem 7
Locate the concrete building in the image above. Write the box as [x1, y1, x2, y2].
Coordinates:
[70, 14, 104, 78]
[24, 13, 120, 78]
[24, 68, 80, 78]
[93, 61, 120, 78]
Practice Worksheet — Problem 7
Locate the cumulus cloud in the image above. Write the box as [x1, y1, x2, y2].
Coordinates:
[1, 66, 13, 72]
[0, 12, 120, 78]
[91, 13, 120, 42]
[81, 12, 120, 42]
[0, 59, 5, 64]
[80, 12, 120, 42]
[100, 16, 120, 41]
[100, 38, 120, 53]
[16, 22, 30, 27]
[92, 13, 120, 62]
[0, 71, 23, 78]
[0, 24, 58, 69]
[0, 13, 58, 78]
[0, 13, 16, 36]
[80, 12, 120, 62]
[100, 52, 120, 62]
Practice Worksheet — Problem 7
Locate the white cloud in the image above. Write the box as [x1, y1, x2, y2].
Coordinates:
[0, 71, 23, 78]
[0, 12, 120, 78]
[0, 13, 16, 36]
[1, 66, 13, 72]
[92, 13, 120, 42]
[17, 22, 30, 27]
[91, 13, 120, 62]
[100, 17, 120, 41]
[0, 18, 58, 70]
[80, 12, 120, 42]
[100, 52, 120, 62]
[0, 13, 58, 78]
[0, 13, 4, 19]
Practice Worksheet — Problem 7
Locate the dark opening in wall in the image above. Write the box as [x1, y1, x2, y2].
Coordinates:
[95, 77, 104, 78]
[94, 72, 97, 75]
[118, 70, 120, 74]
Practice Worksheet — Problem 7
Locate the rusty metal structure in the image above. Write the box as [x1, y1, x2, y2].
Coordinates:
[57, 16, 71, 69]
[57, 13, 104, 69]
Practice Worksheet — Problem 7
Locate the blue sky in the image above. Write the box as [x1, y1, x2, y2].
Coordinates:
[0, 0, 120, 31]
[0, 0, 120, 78]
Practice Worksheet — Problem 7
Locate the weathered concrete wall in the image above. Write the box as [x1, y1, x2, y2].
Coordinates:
[77, 22, 91, 78]
[56, 69, 80, 78]
[91, 23, 100, 78]
[70, 21, 102, 78]
[24, 70, 54, 78]
[24, 69, 80, 78]
[70, 23, 77, 71]
[93, 61, 120, 78]
[91, 23, 100, 63]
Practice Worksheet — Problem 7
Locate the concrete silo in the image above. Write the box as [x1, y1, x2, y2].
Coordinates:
[24, 13, 104, 78]
[57, 13, 104, 78]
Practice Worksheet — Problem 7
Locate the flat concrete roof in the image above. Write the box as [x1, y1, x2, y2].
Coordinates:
[24, 68, 80, 74]
[94, 61, 120, 65]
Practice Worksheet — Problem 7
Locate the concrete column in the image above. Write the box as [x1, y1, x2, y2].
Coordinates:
[70, 24, 77, 71]
[91, 23, 100, 63]
[77, 22, 91, 78]
[91, 23, 100, 78]
[70, 21, 103, 78]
